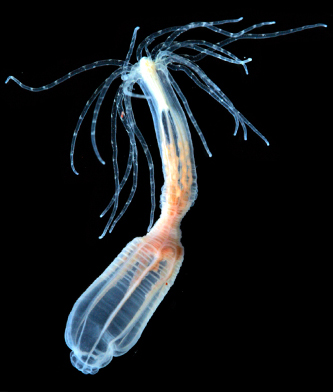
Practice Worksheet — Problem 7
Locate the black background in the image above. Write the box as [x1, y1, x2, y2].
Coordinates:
[1, 2, 331, 390]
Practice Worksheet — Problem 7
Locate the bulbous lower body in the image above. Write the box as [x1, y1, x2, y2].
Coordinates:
[65, 226, 183, 374]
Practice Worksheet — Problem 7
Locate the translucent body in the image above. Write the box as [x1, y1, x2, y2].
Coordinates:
[65, 58, 193, 374]
[65, 228, 183, 374]
[5, 18, 326, 374]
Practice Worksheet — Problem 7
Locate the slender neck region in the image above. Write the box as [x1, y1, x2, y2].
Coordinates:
[138, 57, 198, 232]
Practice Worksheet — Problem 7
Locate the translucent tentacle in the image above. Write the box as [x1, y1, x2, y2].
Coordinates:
[122, 26, 140, 80]
[169, 62, 241, 138]
[163, 41, 252, 74]
[70, 81, 105, 175]
[159, 18, 244, 53]
[242, 23, 327, 39]
[105, 93, 139, 237]
[98, 88, 124, 239]
[187, 22, 326, 62]
[99, 89, 135, 220]
[168, 72, 212, 157]
[99, 77, 156, 238]
[150, 21, 275, 61]
[136, 18, 243, 61]
[100, 142, 134, 218]
[90, 68, 124, 166]
[203, 20, 275, 38]
[169, 57, 269, 145]
[122, 94, 156, 233]
[5, 59, 125, 91]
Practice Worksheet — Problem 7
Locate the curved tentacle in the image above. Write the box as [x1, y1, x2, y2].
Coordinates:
[168, 57, 269, 145]
[104, 92, 139, 237]
[90, 68, 124, 166]
[136, 18, 243, 61]
[121, 94, 156, 233]
[98, 87, 124, 239]
[5, 59, 125, 91]
[70, 80, 106, 175]
[167, 72, 212, 157]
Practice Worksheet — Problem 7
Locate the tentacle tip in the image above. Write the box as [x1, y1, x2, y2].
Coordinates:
[5, 76, 13, 84]
[208, 152, 213, 158]
[71, 166, 79, 176]
[98, 228, 108, 239]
